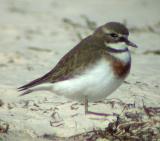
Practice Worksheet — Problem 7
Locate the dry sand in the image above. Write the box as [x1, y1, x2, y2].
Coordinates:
[0, 0, 160, 140]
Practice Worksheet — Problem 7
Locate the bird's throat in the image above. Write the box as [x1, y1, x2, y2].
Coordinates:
[105, 42, 128, 53]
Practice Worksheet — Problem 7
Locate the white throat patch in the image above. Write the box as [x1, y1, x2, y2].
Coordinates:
[105, 42, 131, 63]
[106, 42, 128, 50]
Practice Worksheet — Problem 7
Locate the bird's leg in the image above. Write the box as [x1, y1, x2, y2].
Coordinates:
[84, 96, 88, 115]
[84, 97, 115, 116]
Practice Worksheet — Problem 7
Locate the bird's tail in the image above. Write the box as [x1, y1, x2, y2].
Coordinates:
[18, 84, 53, 96]
[18, 75, 49, 96]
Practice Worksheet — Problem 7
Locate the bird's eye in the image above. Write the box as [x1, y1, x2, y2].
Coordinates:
[110, 33, 118, 38]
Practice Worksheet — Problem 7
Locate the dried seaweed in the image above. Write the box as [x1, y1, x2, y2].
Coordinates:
[80, 15, 97, 30]
[123, 20, 160, 34]
[62, 16, 97, 41]
[66, 103, 160, 141]
[28, 46, 52, 52]
[143, 50, 160, 55]
[0, 120, 9, 134]
[0, 99, 4, 107]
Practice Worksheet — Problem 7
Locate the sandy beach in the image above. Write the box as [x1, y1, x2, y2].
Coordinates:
[0, 0, 160, 140]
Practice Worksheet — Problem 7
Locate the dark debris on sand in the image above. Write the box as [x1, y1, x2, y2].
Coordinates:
[41, 102, 160, 141]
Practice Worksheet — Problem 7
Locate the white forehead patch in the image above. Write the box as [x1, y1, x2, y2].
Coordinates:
[102, 27, 128, 37]
[102, 27, 110, 34]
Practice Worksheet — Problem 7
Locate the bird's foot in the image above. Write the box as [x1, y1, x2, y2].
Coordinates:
[85, 110, 116, 117]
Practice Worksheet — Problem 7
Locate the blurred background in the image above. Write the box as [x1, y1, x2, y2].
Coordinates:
[0, 0, 160, 140]
[0, 0, 160, 86]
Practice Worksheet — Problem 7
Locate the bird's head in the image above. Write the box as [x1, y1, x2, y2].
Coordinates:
[94, 22, 138, 50]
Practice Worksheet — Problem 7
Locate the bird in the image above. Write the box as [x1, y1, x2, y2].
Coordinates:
[18, 22, 137, 115]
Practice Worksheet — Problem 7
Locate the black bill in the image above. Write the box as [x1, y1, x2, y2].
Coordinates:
[125, 39, 138, 48]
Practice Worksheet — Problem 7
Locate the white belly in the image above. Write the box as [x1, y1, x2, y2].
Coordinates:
[53, 59, 125, 102]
